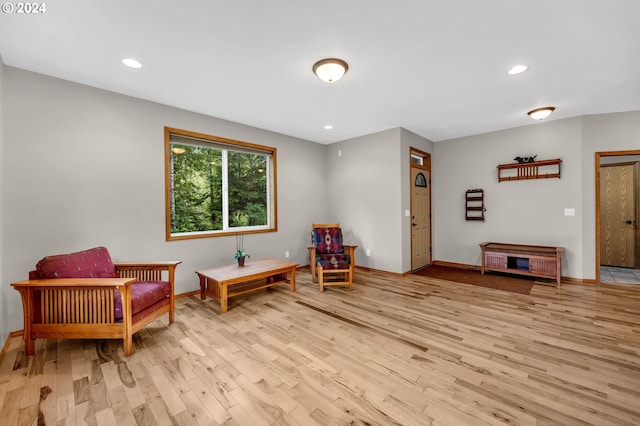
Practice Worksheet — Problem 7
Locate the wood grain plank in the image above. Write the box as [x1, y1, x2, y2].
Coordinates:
[1, 269, 640, 426]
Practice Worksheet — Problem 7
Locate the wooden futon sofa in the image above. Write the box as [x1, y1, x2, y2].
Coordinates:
[11, 246, 181, 356]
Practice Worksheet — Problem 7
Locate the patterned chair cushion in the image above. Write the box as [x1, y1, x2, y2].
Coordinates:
[35, 246, 117, 279]
[317, 253, 351, 270]
[311, 227, 344, 254]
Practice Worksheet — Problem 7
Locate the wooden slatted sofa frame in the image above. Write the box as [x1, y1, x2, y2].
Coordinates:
[11, 247, 181, 356]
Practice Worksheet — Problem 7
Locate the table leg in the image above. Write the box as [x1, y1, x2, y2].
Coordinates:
[290, 267, 296, 291]
[220, 282, 228, 313]
[198, 274, 207, 300]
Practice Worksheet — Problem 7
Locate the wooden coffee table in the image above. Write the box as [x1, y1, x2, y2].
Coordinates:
[196, 258, 298, 313]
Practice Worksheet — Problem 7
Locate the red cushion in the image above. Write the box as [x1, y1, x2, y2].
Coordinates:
[114, 281, 171, 321]
[35, 246, 117, 279]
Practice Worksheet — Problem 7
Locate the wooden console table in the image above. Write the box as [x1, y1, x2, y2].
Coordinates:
[196, 258, 297, 313]
[480, 242, 563, 286]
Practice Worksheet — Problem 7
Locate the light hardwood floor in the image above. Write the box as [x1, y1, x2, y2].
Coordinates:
[1, 269, 640, 425]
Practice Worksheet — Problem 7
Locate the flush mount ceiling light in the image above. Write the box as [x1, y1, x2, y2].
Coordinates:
[527, 106, 555, 120]
[508, 64, 528, 75]
[122, 58, 142, 69]
[323, 124, 334, 130]
[313, 58, 348, 83]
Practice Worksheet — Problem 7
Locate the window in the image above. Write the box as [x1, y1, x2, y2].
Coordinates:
[411, 153, 424, 166]
[165, 127, 277, 240]
[415, 172, 427, 187]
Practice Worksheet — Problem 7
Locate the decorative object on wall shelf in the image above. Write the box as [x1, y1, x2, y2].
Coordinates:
[465, 189, 485, 221]
[497, 158, 562, 182]
[514, 155, 537, 164]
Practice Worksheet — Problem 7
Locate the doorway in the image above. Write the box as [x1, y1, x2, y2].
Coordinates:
[410, 148, 431, 271]
[596, 150, 640, 283]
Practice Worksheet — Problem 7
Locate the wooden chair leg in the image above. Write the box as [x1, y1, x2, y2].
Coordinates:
[24, 338, 35, 356]
[123, 334, 133, 356]
[318, 266, 324, 292]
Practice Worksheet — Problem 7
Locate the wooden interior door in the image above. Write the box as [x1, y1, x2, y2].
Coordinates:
[600, 163, 638, 268]
[411, 167, 431, 270]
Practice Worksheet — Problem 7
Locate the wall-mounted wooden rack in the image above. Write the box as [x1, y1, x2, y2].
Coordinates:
[465, 189, 485, 221]
[497, 158, 562, 182]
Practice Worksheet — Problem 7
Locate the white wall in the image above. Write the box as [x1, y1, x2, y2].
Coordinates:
[1, 67, 328, 334]
[0, 56, 6, 345]
[325, 127, 433, 274]
[433, 118, 584, 278]
[325, 128, 403, 273]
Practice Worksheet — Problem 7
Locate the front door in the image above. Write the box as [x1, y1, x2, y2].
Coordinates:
[411, 167, 431, 270]
[600, 163, 638, 268]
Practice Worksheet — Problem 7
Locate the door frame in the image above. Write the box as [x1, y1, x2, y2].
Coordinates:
[410, 147, 432, 271]
[595, 149, 640, 281]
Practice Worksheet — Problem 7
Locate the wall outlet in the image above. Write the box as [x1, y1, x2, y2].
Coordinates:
[285, 250, 290, 258]
[366, 249, 371, 256]
[564, 208, 576, 216]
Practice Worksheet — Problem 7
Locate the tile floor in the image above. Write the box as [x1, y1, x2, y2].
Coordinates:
[600, 265, 640, 284]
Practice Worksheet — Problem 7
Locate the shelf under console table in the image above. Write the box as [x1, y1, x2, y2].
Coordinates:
[480, 242, 564, 286]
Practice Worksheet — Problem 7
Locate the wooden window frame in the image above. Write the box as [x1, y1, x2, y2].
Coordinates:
[164, 127, 278, 241]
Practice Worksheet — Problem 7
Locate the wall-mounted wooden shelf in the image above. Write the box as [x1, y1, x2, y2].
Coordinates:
[465, 189, 485, 221]
[497, 158, 562, 182]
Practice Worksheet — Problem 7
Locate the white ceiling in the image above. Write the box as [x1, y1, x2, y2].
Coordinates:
[1, 1, 639, 144]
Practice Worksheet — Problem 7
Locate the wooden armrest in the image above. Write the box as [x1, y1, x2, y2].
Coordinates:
[11, 277, 136, 289]
[114, 261, 181, 270]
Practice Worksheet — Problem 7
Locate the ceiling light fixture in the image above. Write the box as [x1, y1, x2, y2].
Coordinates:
[508, 64, 528, 75]
[527, 106, 555, 120]
[122, 58, 142, 69]
[323, 124, 334, 130]
[313, 58, 348, 83]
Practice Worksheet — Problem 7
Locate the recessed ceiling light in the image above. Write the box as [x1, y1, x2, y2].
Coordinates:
[508, 64, 528, 75]
[122, 58, 142, 69]
[324, 124, 334, 130]
[527, 106, 555, 120]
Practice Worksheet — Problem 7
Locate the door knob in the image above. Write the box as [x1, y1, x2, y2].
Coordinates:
[625, 220, 633, 225]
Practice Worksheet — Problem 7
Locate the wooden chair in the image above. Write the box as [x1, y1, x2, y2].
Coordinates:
[11, 247, 181, 356]
[308, 223, 357, 291]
